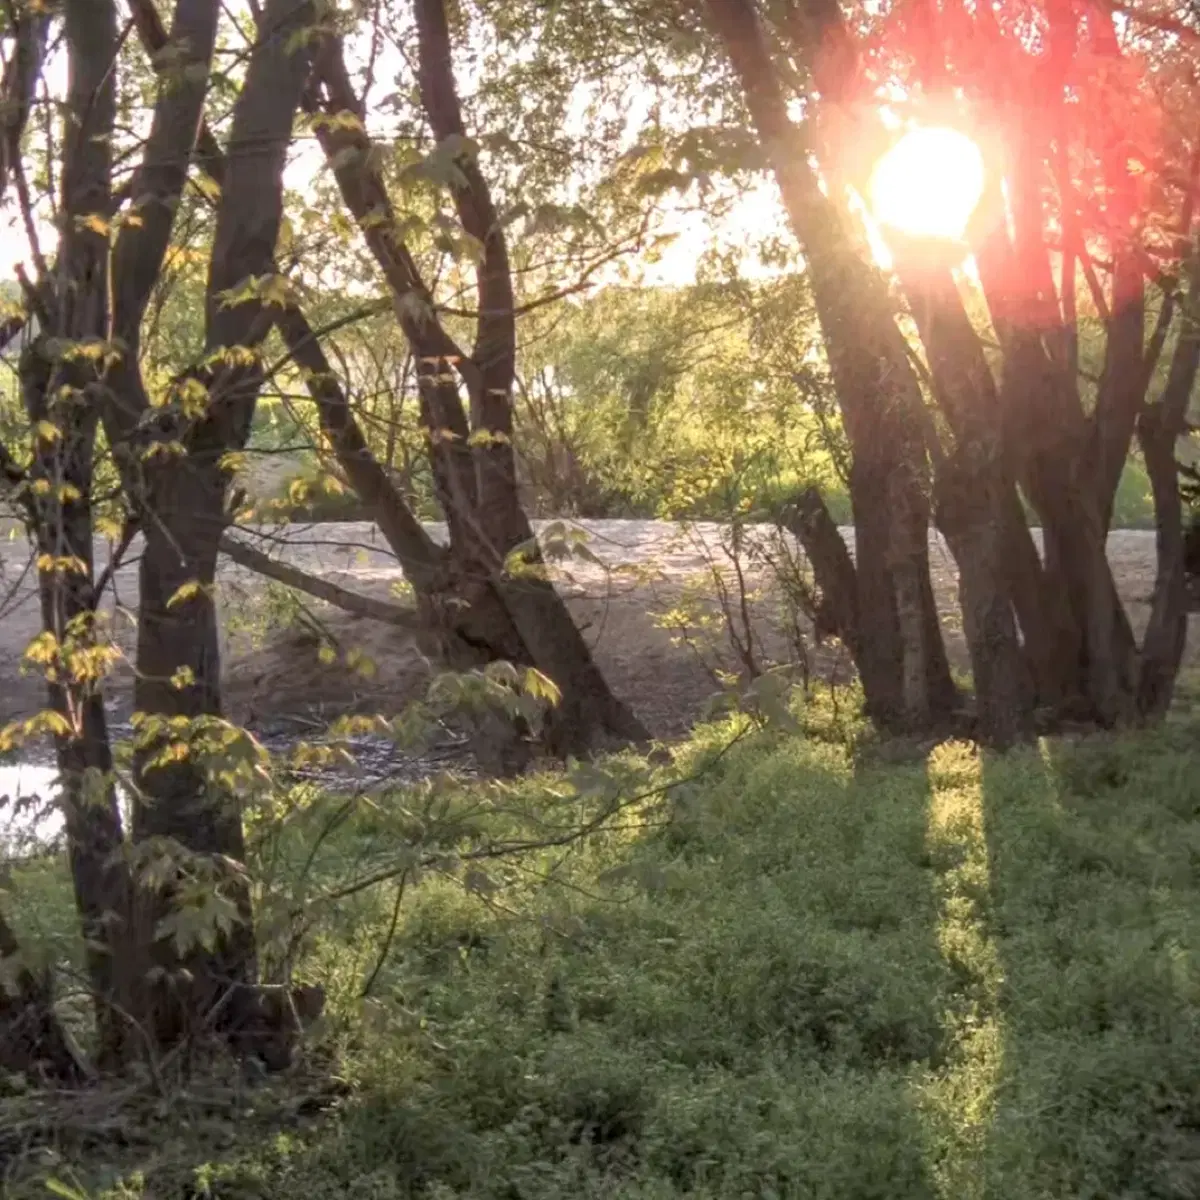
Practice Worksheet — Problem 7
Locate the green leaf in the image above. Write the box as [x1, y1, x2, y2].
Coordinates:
[745, 670, 802, 734]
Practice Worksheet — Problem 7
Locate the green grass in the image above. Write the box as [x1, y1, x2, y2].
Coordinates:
[4, 698, 1199, 1198]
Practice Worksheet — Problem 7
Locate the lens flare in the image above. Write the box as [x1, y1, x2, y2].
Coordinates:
[869, 127, 984, 241]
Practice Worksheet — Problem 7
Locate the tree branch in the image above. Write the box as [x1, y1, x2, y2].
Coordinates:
[126, 0, 228, 189]
[275, 303, 447, 590]
[219, 530, 425, 629]
[306, 34, 480, 539]
[0, 4, 49, 207]
[199, 0, 316, 446]
[413, 0, 513, 394]
[110, 0, 220, 356]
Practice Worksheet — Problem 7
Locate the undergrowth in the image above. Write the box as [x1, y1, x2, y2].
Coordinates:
[3, 691, 1199, 1198]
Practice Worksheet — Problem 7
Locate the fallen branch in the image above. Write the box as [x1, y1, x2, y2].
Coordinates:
[218, 531, 426, 631]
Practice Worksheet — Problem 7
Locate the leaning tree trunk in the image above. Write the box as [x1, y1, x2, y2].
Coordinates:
[292, 18, 648, 754]
[277, 306, 646, 756]
[703, 0, 957, 732]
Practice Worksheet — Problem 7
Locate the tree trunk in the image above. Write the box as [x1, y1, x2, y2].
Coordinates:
[971, 179, 1138, 723]
[703, 0, 955, 732]
[1139, 405, 1189, 717]
[893, 250, 1034, 741]
[997, 490, 1078, 710]
[936, 456, 1031, 748]
[20, 343, 131, 1063]
[1137, 250, 1200, 716]
[22, 0, 135, 1065]
[778, 486, 861, 653]
[130, 464, 257, 1048]
[116, 0, 316, 1053]
[888, 464, 939, 729]
[847, 458, 906, 725]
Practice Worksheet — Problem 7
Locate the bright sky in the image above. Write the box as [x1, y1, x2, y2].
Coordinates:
[0, 21, 792, 292]
[0, 12, 985, 294]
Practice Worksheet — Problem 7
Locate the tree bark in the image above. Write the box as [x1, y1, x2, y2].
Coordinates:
[1137, 249, 1200, 716]
[936, 455, 1031, 748]
[120, 0, 316, 1050]
[893, 249, 1033, 740]
[703, 0, 956, 730]
[887, 464, 933, 728]
[778, 486, 861, 653]
[21, 0, 137, 1066]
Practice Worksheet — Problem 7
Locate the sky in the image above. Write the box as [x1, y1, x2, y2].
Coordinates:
[0, 9, 805, 296]
[0, 8, 980, 300]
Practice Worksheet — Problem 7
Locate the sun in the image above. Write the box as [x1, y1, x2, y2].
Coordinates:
[869, 126, 984, 242]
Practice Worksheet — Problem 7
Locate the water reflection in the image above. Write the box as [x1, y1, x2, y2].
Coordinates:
[0, 727, 477, 855]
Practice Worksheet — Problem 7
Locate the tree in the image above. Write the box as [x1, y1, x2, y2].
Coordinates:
[701, 0, 1200, 741]
[270, 0, 648, 755]
[512, 280, 832, 520]
[0, 0, 326, 1071]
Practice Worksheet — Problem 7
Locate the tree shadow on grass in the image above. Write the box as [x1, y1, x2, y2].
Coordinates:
[973, 726, 1200, 1198]
[319, 732, 959, 1199]
[38, 729, 962, 1199]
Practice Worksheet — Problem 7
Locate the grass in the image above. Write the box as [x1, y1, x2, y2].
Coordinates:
[2, 694, 1199, 1198]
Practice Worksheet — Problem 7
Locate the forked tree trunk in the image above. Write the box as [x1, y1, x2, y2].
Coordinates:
[289, 15, 648, 755]
[109, 0, 315, 1053]
[277, 306, 645, 755]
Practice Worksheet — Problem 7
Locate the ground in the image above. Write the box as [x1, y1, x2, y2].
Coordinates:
[3, 699, 1199, 1197]
[1, 518, 1196, 746]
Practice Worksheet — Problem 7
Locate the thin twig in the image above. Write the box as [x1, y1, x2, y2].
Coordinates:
[360, 869, 408, 998]
[317, 723, 755, 905]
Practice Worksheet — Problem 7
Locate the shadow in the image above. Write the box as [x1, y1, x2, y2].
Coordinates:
[972, 727, 1200, 1197]
[34, 728, 960, 1198]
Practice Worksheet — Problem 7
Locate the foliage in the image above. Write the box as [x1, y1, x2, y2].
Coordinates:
[1182, 461, 1200, 585]
[4, 692, 1199, 1197]
[511, 280, 845, 521]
